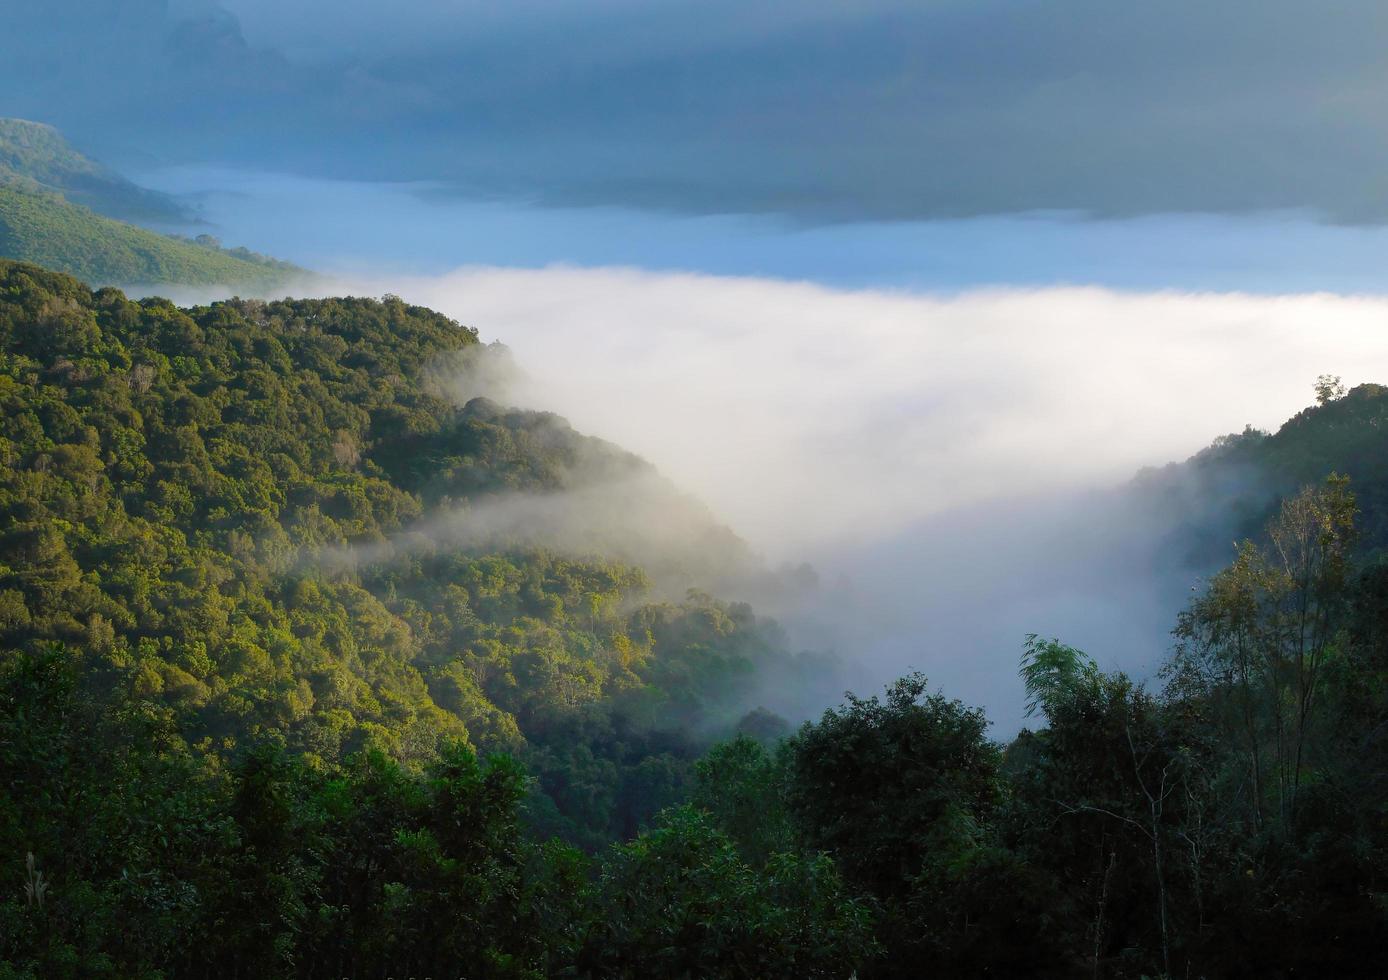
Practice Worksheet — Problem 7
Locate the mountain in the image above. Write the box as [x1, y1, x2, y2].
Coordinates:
[0, 258, 1384, 977]
[0, 258, 876, 975]
[1135, 380, 1388, 568]
[0, 118, 306, 290]
[0, 183, 306, 290]
[0, 258, 820, 839]
[0, 117, 184, 223]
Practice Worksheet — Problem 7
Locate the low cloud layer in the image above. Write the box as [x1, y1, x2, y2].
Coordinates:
[151, 268, 1388, 724]
[338, 268, 1388, 557]
[219, 266, 1376, 726]
[8, 2, 1388, 222]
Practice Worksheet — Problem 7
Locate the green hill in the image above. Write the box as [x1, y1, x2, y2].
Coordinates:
[0, 182, 305, 289]
[0, 259, 1384, 977]
[0, 117, 184, 223]
[0, 259, 868, 974]
[0, 118, 307, 290]
[0, 258, 813, 839]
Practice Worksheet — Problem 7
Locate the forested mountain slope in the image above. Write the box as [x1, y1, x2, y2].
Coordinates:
[0, 259, 821, 844]
[1, 257, 1384, 978]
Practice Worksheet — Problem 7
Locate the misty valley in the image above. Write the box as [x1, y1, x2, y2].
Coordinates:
[0, 259, 1384, 977]
[5, 6, 1388, 976]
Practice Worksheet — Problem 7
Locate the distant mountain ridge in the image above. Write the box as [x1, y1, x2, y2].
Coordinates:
[0, 183, 305, 290]
[0, 118, 306, 290]
[0, 117, 184, 223]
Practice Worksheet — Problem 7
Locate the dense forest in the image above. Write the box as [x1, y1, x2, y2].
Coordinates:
[1, 259, 1385, 977]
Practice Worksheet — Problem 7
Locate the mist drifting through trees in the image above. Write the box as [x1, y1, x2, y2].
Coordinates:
[4, 3, 1388, 975]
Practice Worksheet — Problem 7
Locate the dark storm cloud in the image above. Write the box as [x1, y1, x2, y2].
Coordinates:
[5, 1, 1388, 221]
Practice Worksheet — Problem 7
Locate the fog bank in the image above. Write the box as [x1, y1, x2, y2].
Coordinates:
[345, 268, 1387, 554]
[139, 266, 1388, 726]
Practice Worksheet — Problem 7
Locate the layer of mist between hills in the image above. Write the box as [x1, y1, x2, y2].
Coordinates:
[320, 323, 1388, 729]
[112, 259, 1388, 727]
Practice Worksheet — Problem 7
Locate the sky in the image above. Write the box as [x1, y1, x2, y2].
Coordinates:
[6, 1, 1388, 223]
[7, 0, 1388, 722]
[141, 167, 1388, 293]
